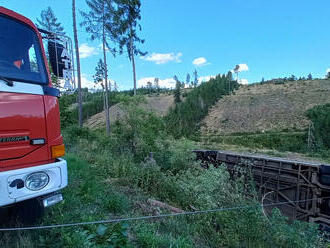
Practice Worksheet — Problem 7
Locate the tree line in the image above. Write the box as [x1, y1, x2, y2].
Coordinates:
[259, 72, 330, 85]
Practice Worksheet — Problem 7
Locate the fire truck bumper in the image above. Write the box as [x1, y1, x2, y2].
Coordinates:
[0, 158, 68, 207]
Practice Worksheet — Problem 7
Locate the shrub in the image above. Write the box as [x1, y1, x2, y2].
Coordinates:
[306, 103, 330, 149]
[110, 104, 167, 162]
[104, 192, 130, 214]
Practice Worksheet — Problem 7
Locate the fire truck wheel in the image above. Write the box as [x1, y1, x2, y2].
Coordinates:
[14, 198, 45, 224]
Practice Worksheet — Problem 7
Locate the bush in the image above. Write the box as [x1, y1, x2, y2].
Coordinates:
[306, 103, 330, 149]
[104, 192, 130, 214]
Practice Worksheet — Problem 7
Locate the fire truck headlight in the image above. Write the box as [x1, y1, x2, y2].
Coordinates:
[25, 172, 49, 191]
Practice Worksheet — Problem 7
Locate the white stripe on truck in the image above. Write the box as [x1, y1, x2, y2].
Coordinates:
[0, 79, 44, 95]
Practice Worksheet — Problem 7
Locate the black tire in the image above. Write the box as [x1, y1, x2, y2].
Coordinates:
[13, 198, 44, 224]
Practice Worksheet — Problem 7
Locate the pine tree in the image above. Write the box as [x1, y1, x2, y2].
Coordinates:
[173, 75, 179, 83]
[37, 7, 66, 90]
[93, 59, 106, 85]
[226, 71, 233, 81]
[186, 73, 191, 87]
[226, 71, 233, 90]
[308, 73, 313, 80]
[261, 77, 265, 84]
[113, 81, 119, 92]
[81, 0, 121, 135]
[289, 74, 296, 81]
[193, 69, 198, 88]
[116, 0, 146, 95]
[174, 76, 181, 103]
[93, 59, 107, 111]
[37, 7, 65, 35]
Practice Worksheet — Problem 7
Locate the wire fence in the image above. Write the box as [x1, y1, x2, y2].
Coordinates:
[1, 196, 328, 232]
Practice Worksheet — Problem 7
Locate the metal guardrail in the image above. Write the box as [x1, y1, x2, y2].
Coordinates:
[193, 150, 330, 228]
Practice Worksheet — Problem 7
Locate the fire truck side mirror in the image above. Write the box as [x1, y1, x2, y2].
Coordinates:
[47, 40, 70, 78]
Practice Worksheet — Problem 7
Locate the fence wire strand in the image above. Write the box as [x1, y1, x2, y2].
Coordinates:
[0, 196, 328, 232]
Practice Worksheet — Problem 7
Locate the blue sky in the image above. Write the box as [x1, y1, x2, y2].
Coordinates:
[1, 0, 330, 90]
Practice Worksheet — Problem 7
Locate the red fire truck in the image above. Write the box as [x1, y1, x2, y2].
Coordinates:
[0, 7, 69, 222]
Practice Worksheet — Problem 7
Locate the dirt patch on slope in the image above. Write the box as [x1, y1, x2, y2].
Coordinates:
[201, 80, 330, 135]
[84, 94, 174, 129]
[83, 103, 126, 129]
[140, 94, 174, 116]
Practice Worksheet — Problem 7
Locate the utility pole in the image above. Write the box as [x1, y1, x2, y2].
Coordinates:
[72, 0, 83, 127]
[102, 3, 110, 135]
[130, 25, 137, 96]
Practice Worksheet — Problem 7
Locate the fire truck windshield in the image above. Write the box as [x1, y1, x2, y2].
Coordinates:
[0, 15, 48, 85]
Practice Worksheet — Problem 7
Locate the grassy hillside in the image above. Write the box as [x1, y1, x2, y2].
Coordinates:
[201, 79, 330, 136]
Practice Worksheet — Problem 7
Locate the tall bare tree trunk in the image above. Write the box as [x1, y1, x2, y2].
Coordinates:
[130, 27, 137, 96]
[103, 4, 110, 135]
[72, 0, 83, 127]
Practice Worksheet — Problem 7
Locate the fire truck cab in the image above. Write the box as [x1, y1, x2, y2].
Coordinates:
[0, 7, 68, 221]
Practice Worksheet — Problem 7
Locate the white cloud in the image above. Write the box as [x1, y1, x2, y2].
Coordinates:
[98, 43, 109, 52]
[79, 74, 119, 91]
[80, 74, 98, 89]
[238, 78, 249, 85]
[198, 75, 215, 83]
[325, 68, 330, 78]
[79, 43, 98, 58]
[193, 57, 208, 66]
[138, 77, 176, 88]
[232, 63, 249, 72]
[141, 52, 182, 64]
